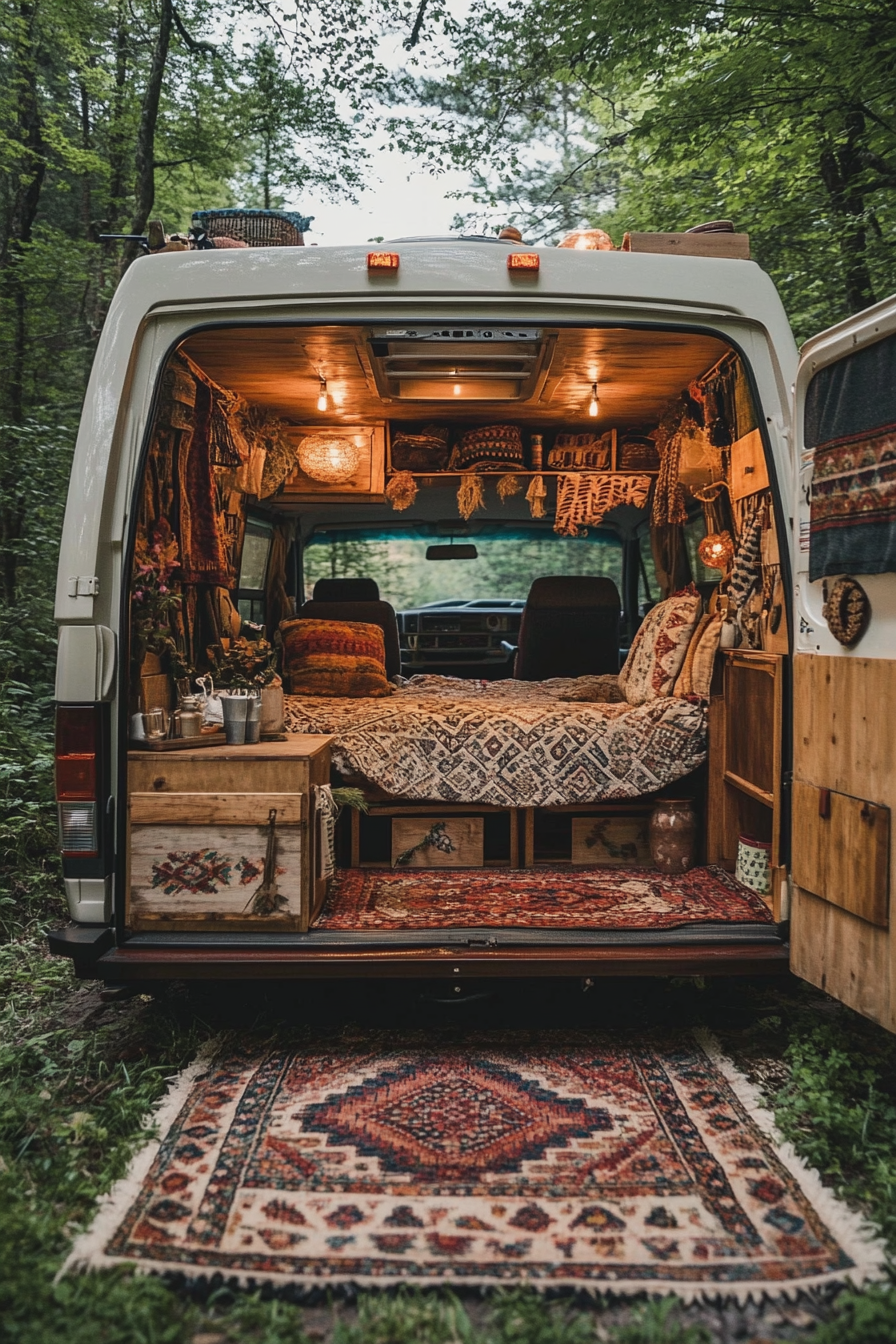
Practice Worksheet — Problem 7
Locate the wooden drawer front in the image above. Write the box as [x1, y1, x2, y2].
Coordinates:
[391, 815, 484, 868]
[129, 792, 304, 922]
[571, 815, 650, 866]
[792, 780, 890, 928]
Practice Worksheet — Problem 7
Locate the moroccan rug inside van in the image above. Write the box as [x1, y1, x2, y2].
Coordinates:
[314, 866, 774, 931]
[66, 1031, 881, 1298]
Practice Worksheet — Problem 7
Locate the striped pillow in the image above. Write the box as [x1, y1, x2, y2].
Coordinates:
[280, 619, 394, 698]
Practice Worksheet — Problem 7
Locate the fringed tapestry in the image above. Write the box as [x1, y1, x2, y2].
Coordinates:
[808, 332, 896, 581]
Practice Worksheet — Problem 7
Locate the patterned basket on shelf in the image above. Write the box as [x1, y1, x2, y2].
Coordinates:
[449, 424, 525, 472]
[191, 209, 314, 248]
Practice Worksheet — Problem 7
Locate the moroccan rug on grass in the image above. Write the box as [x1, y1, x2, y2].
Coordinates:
[65, 1031, 883, 1298]
[313, 866, 774, 931]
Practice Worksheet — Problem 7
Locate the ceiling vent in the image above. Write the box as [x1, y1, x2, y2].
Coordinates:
[365, 326, 554, 402]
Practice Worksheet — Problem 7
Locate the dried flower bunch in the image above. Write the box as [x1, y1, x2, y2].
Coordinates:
[131, 519, 182, 663]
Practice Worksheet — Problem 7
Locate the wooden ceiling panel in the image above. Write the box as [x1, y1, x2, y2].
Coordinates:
[181, 325, 731, 430]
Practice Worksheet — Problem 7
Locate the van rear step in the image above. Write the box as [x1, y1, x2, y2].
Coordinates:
[95, 941, 788, 981]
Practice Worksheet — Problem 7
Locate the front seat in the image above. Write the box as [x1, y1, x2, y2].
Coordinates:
[296, 598, 401, 680]
[514, 576, 621, 680]
[312, 577, 380, 602]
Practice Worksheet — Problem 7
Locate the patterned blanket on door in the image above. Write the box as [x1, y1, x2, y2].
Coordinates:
[284, 676, 706, 807]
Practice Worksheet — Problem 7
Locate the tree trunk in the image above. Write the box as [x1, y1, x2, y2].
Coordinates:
[0, 0, 46, 605]
[819, 109, 876, 315]
[127, 0, 173, 254]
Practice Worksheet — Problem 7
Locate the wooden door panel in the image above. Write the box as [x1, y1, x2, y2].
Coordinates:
[792, 654, 896, 1029]
[791, 781, 889, 927]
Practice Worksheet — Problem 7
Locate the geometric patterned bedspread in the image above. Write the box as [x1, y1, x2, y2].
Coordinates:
[284, 675, 707, 807]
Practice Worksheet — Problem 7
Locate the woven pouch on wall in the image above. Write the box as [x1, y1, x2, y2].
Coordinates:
[548, 431, 612, 471]
[390, 425, 450, 471]
[450, 424, 525, 472]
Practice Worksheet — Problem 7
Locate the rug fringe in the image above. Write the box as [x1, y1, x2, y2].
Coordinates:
[693, 1027, 891, 1301]
[57, 1036, 222, 1283]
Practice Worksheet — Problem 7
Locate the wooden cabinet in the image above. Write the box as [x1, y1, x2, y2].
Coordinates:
[127, 736, 332, 932]
[706, 650, 784, 915]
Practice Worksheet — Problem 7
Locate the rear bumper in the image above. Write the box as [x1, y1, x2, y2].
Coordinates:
[94, 941, 789, 981]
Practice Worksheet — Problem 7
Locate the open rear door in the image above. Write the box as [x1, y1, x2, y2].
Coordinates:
[791, 294, 896, 1030]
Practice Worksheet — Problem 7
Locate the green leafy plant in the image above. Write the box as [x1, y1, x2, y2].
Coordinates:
[207, 636, 278, 689]
[610, 1298, 711, 1344]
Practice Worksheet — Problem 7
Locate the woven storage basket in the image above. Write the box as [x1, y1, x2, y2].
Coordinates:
[192, 209, 313, 248]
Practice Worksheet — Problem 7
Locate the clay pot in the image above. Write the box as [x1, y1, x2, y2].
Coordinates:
[649, 798, 697, 874]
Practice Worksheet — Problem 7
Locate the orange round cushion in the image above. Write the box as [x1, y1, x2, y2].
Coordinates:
[280, 619, 394, 698]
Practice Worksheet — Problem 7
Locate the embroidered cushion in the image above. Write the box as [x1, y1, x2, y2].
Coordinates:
[619, 588, 702, 706]
[673, 612, 713, 697]
[688, 612, 724, 699]
[280, 619, 394, 698]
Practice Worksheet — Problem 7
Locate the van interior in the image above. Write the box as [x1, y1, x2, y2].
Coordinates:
[127, 321, 789, 952]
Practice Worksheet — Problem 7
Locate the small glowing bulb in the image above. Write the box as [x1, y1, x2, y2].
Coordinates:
[317, 378, 328, 412]
[453, 383, 461, 396]
[588, 382, 599, 417]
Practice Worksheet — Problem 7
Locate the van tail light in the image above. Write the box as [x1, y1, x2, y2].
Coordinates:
[56, 705, 101, 856]
[507, 251, 540, 272]
[367, 251, 399, 272]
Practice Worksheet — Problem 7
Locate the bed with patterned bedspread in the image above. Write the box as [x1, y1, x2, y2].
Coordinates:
[283, 675, 707, 808]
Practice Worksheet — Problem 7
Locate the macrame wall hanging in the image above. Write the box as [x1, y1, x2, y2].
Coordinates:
[457, 473, 486, 520]
[525, 474, 547, 518]
[554, 473, 652, 536]
[497, 473, 521, 501]
[385, 470, 418, 511]
[651, 401, 688, 527]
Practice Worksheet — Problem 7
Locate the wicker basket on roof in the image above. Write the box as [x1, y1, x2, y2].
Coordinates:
[191, 209, 314, 248]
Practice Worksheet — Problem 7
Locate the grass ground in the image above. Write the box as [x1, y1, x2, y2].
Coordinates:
[2, 705, 896, 1343]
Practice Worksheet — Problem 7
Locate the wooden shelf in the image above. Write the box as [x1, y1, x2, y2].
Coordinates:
[387, 470, 659, 479]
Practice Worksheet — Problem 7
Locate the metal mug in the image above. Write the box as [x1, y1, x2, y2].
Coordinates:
[219, 692, 249, 745]
[142, 707, 169, 740]
[244, 692, 262, 744]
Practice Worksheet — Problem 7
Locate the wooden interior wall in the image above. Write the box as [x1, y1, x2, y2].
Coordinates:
[181, 326, 730, 431]
[790, 654, 896, 1032]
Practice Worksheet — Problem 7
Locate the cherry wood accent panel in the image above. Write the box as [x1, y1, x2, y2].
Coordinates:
[791, 654, 896, 1030]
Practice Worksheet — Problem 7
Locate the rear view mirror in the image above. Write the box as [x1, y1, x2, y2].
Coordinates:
[425, 544, 478, 560]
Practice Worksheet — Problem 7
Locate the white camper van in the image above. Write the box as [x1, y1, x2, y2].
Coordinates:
[47, 229, 896, 1034]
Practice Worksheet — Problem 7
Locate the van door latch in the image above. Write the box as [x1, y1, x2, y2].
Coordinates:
[68, 575, 100, 598]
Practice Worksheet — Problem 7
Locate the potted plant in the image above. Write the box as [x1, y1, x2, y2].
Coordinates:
[207, 636, 284, 733]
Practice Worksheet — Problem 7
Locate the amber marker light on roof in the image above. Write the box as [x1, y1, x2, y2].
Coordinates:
[367, 251, 400, 271]
[507, 251, 540, 272]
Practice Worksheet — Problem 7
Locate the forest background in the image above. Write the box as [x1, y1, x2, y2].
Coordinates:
[1, 4, 896, 1340]
[1, 0, 895, 890]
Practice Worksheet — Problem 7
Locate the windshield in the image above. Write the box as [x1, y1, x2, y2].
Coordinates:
[303, 526, 623, 610]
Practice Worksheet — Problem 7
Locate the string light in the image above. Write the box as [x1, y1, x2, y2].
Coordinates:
[588, 382, 599, 417]
[317, 377, 328, 412]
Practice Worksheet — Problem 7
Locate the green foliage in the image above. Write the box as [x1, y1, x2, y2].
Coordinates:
[609, 1298, 710, 1344]
[483, 1289, 594, 1343]
[403, 0, 896, 338]
[808, 1286, 896, 1344]
[333, 1287, 475, 1343]
[775, 1018, 896, 1249]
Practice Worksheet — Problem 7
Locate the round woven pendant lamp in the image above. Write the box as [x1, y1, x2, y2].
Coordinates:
[297, 434, 360, 484]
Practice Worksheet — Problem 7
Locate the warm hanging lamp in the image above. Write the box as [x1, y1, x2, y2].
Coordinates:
[297, 434, 360, 484]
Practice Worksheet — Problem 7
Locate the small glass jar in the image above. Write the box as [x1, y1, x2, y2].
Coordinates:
[649, 798, 698, 874]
